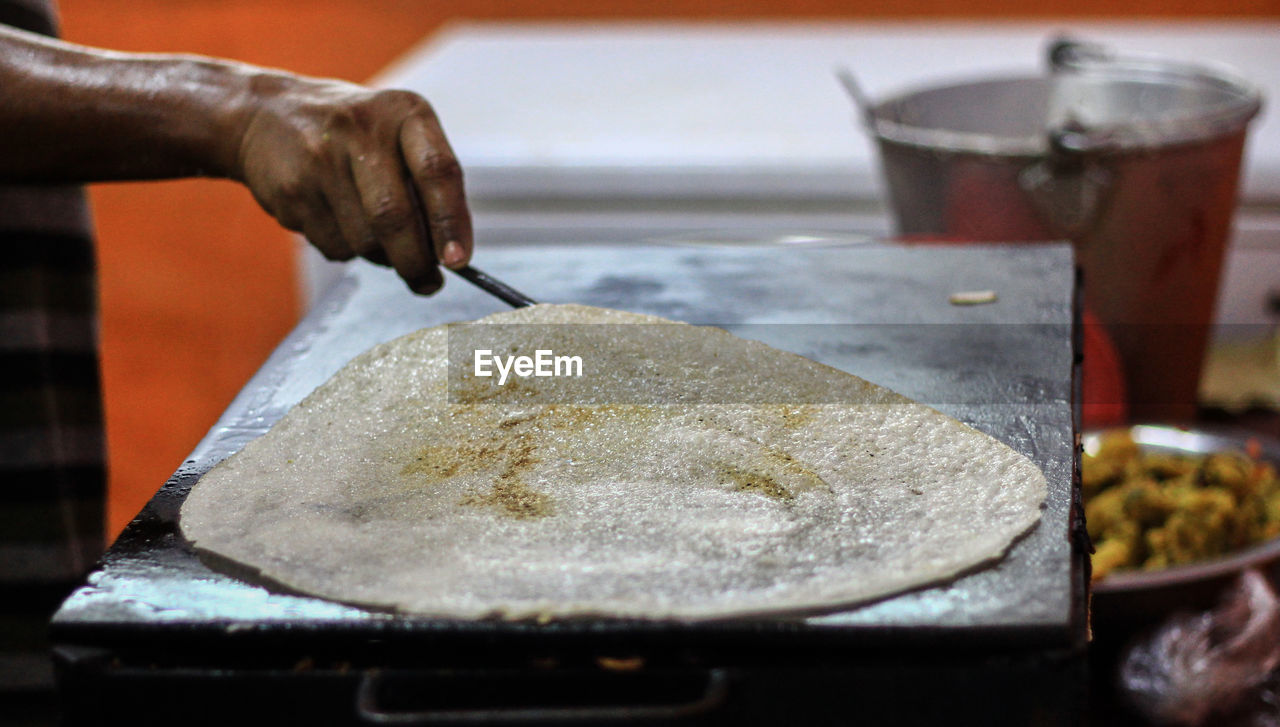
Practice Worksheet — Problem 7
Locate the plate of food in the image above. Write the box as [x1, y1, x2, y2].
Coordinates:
[1084, 424, 1280, 624]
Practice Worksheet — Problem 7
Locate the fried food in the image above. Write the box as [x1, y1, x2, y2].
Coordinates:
[1084, 430, 1280, 580]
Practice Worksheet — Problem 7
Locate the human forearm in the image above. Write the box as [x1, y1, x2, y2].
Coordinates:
[0, 23, 263, 182]
[0, 22, 474, 293]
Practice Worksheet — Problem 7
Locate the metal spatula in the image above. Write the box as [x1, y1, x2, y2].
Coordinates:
[452, 265, 537, 308]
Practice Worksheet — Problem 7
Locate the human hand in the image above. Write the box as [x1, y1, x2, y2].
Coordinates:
[233, 75, 471, 294]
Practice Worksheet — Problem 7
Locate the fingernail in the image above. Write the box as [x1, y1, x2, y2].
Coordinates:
[442, 240, 466, 268]
[410, 276, 443, 295]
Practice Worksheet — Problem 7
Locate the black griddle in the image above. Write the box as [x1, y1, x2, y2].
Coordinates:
[52, 243, 1088, 725]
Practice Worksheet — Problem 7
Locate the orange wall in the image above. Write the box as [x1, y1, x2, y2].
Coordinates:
[57, 0, 1280, 539]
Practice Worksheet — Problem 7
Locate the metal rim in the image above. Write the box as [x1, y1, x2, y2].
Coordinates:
[867, 64, 1262, 157]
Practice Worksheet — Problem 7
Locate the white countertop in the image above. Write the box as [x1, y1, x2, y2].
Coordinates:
[379, 20, 1280, 205]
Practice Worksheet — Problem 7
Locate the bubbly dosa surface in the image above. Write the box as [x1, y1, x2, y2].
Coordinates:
[180, 304, 1046, 620]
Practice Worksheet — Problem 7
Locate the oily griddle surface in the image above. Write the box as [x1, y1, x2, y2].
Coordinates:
[52, 243, 1082, 655]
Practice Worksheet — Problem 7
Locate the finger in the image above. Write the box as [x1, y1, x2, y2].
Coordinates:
[350, 149, 441, 294]
[301, 204, 355, 262]
[362, 246, 390, 267]
[400, 114, 472, 269]
[326, 164, 381, 263]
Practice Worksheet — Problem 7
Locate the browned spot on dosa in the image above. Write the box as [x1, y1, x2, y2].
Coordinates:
[421, 434, 551, 519]
[401, 406, 657, 518]
[452, 373, 534, 405]
[721, 465, 794, 502]
[779, 406, 817, 429]
[402, 440, 501, 480]
[763, 449, 831, 493]
[717, 447, 831, 503]
[460, 478, 552, 519]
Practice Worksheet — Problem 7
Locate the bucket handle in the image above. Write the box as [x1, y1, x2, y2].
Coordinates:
[1050, 36, 1221, 78]
[835, 66, 876, 128]
[1048, 36, 1260, 108]
[1044, 39, 1148, 156]
[1048, 37, 1118, 73]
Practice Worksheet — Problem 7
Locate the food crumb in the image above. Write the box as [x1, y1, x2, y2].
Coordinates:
[949, 289, 998, 306]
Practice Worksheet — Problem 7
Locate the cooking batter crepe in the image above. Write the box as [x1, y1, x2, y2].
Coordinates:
[181, 304, 1046, 620]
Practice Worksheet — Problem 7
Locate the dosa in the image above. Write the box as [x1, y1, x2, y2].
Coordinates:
[180, 304, 1046, 620]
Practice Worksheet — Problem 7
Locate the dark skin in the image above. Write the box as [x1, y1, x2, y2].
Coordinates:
[0, 23, 472, 294]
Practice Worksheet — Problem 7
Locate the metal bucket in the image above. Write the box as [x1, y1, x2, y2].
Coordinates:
[864, 39, 1262, 420]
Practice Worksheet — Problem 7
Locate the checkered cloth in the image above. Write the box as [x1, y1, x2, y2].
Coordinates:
[0, 0, 106, 696]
